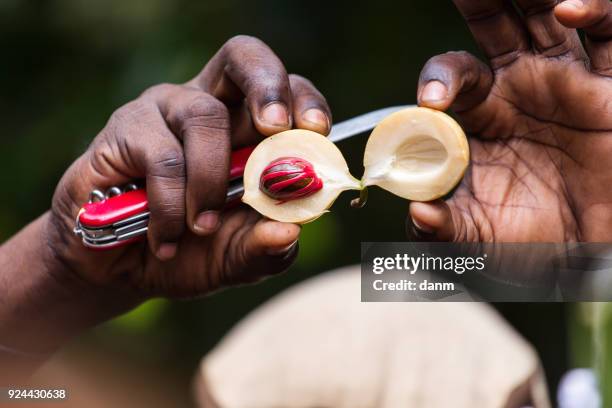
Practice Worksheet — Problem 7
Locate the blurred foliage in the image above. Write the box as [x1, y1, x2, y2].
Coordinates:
[570, 303, 612, 406]
[297, 212, 341, 270]
[111, 298, 170, 332]
[0, 0, 592, 400]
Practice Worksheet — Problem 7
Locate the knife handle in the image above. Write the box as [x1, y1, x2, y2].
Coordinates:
[74, 145, 255, 249]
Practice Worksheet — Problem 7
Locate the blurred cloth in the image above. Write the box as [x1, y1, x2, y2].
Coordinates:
[197, 265, 550, 408]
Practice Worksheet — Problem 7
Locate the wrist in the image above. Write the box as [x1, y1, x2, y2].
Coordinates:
[0, 212, 138, 355]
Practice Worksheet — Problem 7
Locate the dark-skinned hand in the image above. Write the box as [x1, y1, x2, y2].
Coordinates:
[48, 35, 331, 301]
[409, 0, 612, 242]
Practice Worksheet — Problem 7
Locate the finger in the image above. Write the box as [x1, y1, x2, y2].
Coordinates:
[555, 0, 612, 75]
[418, 51, 493, 112]
[227, 75, 332, 146]
[408, 200, 480, 242]
[92, 100, 189, 260]
[75, 99, 187, 260]
[452, 0, 529, 68]
[234, 219, 301, 283]
[514, 0, 585, 58]
[228, 102, 265, 148]
[141, 135, 187, 261]
[160, 88, 231, 236]
[288, 74, 332, 135]
[408, 201, 455, 241]
[194, 35, 293, 136]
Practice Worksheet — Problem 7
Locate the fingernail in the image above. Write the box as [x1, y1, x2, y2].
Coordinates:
[302, 108, 330, 132]
[156, 243, 177, 261]
[421, 81, 448, 102]
[559, 0, 583, 9]
[261, 103, 290, 127]
[412, 217, 435, 234]
[266, 240, 298, 256]
[194, 211, 220, 234]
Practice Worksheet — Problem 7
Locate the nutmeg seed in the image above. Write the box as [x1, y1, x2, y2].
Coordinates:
[259, 157, 323, 203]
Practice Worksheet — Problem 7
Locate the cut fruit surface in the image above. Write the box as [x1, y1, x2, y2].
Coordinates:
[242, 129, 361, 223]
[242, 108, 470, 224]
[362, 107, 469, 201]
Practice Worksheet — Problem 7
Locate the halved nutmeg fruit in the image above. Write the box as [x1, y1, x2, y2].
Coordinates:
[362, 107, 469, 201]
[242, 129, 361, 223]
[242, 107, 469, 223]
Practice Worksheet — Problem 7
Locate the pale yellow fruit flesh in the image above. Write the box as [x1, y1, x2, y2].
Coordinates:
[242, 129, 361, 224]
[362, 107, 469, 201]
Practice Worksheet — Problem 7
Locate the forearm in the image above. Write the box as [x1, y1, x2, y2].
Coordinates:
[0, 212, 134, 383]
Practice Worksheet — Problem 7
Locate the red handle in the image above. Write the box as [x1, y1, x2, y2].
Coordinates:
[230, 145, 255, 180]
[79, 145, 255, 228]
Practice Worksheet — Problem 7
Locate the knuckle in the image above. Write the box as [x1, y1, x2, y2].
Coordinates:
[187, 95, 229, 120]
[421, 51, 474, 81]
[149, 149, 186, 179]
[247, 73, 289, 102]
[224, 34, 261, 52]
[447, 50, 472, 61]
[168, 95, 230, 134]
[289, 74, 322, 96]
[422, 56, 444, 75]
[105, 112, 126, 136]
[107, 100, 151, 130]
[424, 52, 450, 68]
[141, 82, 178, 99]
[449, 51, 481, 71]
[288, 73, 312, 87]
[107, 107, 129, 129]
[289, 74, 326, 103]
[244, 67, 283, 86]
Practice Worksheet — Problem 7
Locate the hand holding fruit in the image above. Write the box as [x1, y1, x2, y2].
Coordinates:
[408, 0, 612, 242]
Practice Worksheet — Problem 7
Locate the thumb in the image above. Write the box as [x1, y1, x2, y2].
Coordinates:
[408, 200, 479, 242]
[234, 219, 300, 283]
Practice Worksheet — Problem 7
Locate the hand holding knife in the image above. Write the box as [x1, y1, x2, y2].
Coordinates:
[74, 105, 414, 249]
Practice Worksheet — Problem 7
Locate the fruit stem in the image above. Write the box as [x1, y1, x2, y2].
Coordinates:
[350, 187, 368, 208]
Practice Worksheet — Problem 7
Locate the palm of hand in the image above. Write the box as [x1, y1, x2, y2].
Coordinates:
[453, 56, 612, 242]
[413, 0, 612, 243]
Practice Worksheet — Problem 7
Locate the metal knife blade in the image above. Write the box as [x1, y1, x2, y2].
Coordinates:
[225, 104, 415, 203]
[328, 105, 414, 143]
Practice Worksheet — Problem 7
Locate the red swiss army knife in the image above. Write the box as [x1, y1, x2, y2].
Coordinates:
[73, 105, 413, 249]
[73, 146, 254, 249]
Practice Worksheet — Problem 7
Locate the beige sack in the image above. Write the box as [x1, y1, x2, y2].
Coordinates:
[197, 265, 550, 408]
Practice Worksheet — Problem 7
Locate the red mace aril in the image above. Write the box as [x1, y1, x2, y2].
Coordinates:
[259, 157, 323, 203]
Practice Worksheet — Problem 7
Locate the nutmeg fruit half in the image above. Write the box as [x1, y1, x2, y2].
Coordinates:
[362, 107, 469, 201]
[241, 129, 361, 223]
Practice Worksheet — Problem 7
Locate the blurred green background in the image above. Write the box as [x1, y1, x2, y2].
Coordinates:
[1, 0, 606, 404]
